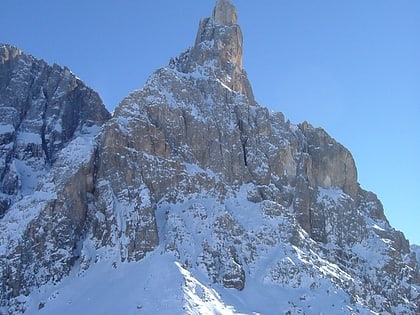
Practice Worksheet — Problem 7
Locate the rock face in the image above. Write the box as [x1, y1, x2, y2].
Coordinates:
[0, 1, 419, 314]
[0, 44, 110, 217]
[0, 44, 110, 313]
[413, 245, 420, 266]
[176, 0, 254, 104]
[213, 0, 238, 25]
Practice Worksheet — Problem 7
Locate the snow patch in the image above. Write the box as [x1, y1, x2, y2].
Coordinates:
[318, 187, 345, 204]
[0, 123, 15, 134]
[176, 262, 239, 315]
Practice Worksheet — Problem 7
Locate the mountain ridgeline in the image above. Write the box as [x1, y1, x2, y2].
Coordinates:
[0, 0, 419, 314]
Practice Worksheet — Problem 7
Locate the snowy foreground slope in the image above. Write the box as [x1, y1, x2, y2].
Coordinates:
[23, 191, 403, 315]
[1, 0, 419, 314]
[23, 248, 368, 314]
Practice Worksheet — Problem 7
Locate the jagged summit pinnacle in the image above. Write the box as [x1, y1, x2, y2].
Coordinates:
[175, 0, 255, 104]
[213, 0, 238, 25]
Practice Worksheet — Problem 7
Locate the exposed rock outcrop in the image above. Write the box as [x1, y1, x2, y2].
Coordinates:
[213, 0, 238, 25]
[0, 44, 110, 313]
[85, 1, 418, 313]
[175, 0, 255, 104]
[0, 43, 110, 217]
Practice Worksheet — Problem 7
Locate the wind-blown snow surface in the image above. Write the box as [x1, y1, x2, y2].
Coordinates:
[22, 186, 378, 315]
[22, 252, 362, 315]
[24, 252, 240, 315]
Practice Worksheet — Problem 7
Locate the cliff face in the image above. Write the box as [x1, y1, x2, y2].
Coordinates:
[0, 44, 110, 313]
[0, 44, 110, 216]
[0, 1, 419, 314]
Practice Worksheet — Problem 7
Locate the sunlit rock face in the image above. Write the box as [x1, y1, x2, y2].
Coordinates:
[1, 1, 419, 314]
[213, 0, 238, 25]
[175, 0, 255, 105]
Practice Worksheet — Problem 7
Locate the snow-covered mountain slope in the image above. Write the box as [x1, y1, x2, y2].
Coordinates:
[1, 0, 419, 314]
[20, 190, 419, 314]
[20, 250, 368, 315]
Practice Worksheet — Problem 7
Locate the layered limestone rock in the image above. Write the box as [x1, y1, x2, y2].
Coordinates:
[175, 0, 255, 104]
[299, 122, 358, 198]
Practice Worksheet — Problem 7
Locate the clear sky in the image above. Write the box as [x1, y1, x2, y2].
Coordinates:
[1, 0, 419, 245]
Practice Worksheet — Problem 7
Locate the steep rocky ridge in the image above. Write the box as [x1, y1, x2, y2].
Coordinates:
[0, 1, 419, 314]
[0, 44, 110, 217]
[0, 44, 110, 313]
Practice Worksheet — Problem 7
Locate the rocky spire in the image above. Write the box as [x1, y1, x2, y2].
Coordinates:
[176, 0, 255, 104]
[0, 43, 110, 217]
[0, 44, 22, 64]
[193, 0, 242, 70]
[213, 0, 238, 25]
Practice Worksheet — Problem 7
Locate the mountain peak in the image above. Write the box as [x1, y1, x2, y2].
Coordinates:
[213, 0, 238, 26]
[0, 43, 23, 63]
[175, 0, 255, 104]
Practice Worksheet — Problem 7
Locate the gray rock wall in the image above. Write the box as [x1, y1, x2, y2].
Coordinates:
[0, 44, 110, 218]
[0, 44, 110, 312]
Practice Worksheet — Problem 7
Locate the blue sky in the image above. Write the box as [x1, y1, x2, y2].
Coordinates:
[1, 0, 419, 245]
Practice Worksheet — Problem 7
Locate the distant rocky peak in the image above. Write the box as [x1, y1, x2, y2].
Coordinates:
[174, 0, 255, 104]
[0, 44, 23, 64]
